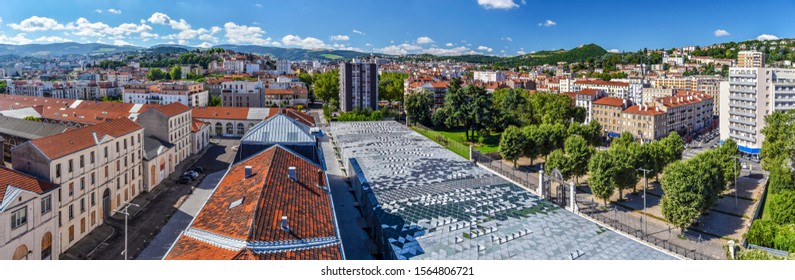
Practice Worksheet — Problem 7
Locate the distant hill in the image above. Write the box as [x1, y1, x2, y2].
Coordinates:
[213, 45, 374, 61]
[0, 42, 141, 57]
[400, 44, 610, 67]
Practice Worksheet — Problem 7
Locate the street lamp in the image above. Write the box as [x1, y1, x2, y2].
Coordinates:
[118, 203, 140, 260]
[637, 168, 652, 235]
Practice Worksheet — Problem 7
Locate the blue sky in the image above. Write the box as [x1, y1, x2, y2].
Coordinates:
[0, 0, 792, 56]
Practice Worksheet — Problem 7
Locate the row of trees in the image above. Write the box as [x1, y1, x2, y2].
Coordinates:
[747, 110, 795, 252]
[588, 132, 685, 205]
[146, 66, 182, 81]
[659, 139, 739, 232]
[499, 121, 602, 168]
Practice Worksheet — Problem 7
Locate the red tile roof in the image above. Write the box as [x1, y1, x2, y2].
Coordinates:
[0, 167, 58, 202]
[152, 102, 190, 117]
[27, 118, 143, 159]
[623, 105, 666, 116]
[593, 97, 627, 107]
[166, 145, 340, 260]
[275, 108, 316, 127]
[265, 89, 293, 95]
[191, 107, 251, 120]
[236, 246, 341, 260]
[191, 118, 207, 133]
[164, 235, 242, 260]
[656, 91, 712, 108]
[577, 88, 603, 95]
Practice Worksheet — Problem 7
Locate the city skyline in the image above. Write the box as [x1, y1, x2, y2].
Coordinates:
[0, 0, 792, 56]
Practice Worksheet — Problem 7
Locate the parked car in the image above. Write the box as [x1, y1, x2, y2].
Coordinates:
[177, 176, 192, 184]
[183, 170, 199, 179]
[190, 166, 205, 174]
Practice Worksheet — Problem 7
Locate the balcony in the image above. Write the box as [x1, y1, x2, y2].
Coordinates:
[729, 125, 756, 135]
[729, 118, 756, 126]
[732, 73, 756, 78]
[729, 95, 755, 102]
[729, 110, 755, 118]
[731, 80, 757, 86]
[729, 102, 755, 110]
[730, 87, 756, 94]
[729, 133, 756, 143]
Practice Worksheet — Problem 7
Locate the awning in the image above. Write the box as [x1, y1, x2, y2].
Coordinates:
[738, 145, 761, 155]
[607, 132, 621, 138]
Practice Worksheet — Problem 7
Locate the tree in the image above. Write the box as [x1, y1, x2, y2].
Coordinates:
[770, 191, 795, 225]
[378, 72, 408, 104]
[641, 141, 666, 181]
[564, 135, 593, 185]
[660, 132, 685, 165]
[745, 219, 779, 248]
[522, 125, 540, 165]
[147, 68, 167, 81]
[405, 89, 433, 126]
[314, 70, 340, 102]
[769, 160, 795, 194]
[717, 139, 741, 187]
[493, 88, 530, 130]
[545, 149, 573, 181]
[499, 126, 525, 168]
[169, 65, 182, 80]
[23, 116, 41, 122]
[761, 111, 795, 171]
[588, 150, 615, 206]
[660, 161, 704, 232]
[0, 80, 6, 94]
[431, 107, 449, 128]
[610, 144, 640, 199]
[442, 85, 495, 142]
[208, 95, 222, 107]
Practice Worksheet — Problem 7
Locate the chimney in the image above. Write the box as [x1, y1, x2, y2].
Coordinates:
[316, 169, 325, 188]
[288, 166, 297, 181]
[244, 166, 253, 178]
[281, 216, 289, 231]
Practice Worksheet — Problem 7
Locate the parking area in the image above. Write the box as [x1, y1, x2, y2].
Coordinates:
[61, 138, 240, 260]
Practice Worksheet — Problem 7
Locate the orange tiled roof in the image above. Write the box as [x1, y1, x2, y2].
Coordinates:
[191, 118, 207, 133]
[265, 89, 293, 95]
[236, 246, 341, 260]
[152, 102, 190, 117]
[623, 105, 666, 116]
[28, 117, 143, 159]
[165, 235, 243, 260]
[191, 107, 251, 120]
[0, 167, 58, 202]
[166, 145, 340, 260]
[279, 108, 316, 127]
[593, 97, 626, 107]
[577, 88, 602, 95]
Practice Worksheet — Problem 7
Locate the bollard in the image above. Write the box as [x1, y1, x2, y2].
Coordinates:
[728, 240, 735, 260]
[538, 170, 545, 199]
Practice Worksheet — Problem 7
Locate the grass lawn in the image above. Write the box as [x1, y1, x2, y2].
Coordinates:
[434, 128, 501, 154]
[410, 127, 470, 159]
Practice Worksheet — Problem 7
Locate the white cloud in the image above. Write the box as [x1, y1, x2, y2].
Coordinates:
[330, 35, 350, 41]
[223, 22, 274, 45]
[7, 16, 68, 31]
[477, 45, 493, 52]
[34, 36, 72, 43]
[424, 46, 472, 56]
[757, 34, 779, 41]
[477, 0, 520, 10]
[416, 36, 434, 44]
[445, 42, 454, 47]
[538, 19, 556, 27]
[281, 34, 327, 49]
[352, 29, 364, 35]
[199, 34, 219, 43]
[107, 9, 122, 14]
[147, 12, 190, 30]
[0, 34, 33, 45]
[608, 49, 620, 53]
[113, 39, 133, 46]
[95, 9, 103, 14]
[501, 37, 512, 42]
[714, 29, 730, 37]
[517, 50, 526, 55]
[210, 26, 221, 34]
[365, 43, 372, 47]
[196, 42, 213, 48]
[0, 17, 3, 23]
[254, 3, 262, 7]
[70, 18, 153, 38]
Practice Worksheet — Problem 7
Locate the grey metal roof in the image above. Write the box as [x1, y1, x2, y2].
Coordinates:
[0, 107, 42, 119]
[246, 108, 272, 120]
[142, 136, 174, 161]
[0, 116, 70, 140]
[330, 121, 674, 260]
[240, 113, 315, 145]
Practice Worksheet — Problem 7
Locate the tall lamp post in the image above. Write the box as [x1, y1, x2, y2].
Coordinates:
[118, 203, 140, 260]
[637, 168, 652, 235]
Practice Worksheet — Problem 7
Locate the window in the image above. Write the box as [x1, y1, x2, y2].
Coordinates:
[105, 166, 109, 178]
[68, 205, 74, 220]
[69, 183, 74, 196]
[41, 195, 52, 214]
[80, 198, 85, 213]
[116, 178, 120, 190]
[68, 159, 73, 173]
[124, 139, 127, 149]
[80, 218, 85, 234]
[116, 142, 119, 153]
[91, 192, 96, 206]
[56, 164, 61, 178]
[11, 208, 27, 229]
[91, 173, 95, 185]
[79, 155, 84, 168]
[80, 177, 85, 191]
[116, 161, 120, 171]
[104, 147, 108, 158]
[68, 226, 74, 242]
[90, 151, 95, 164]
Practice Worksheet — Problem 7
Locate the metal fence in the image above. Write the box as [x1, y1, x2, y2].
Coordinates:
[411, 124, 472, 160]
[472, 150, 726, 260]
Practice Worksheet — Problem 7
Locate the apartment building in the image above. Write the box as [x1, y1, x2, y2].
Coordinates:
[592, 97, 629, 137]
[106, 72, 132, 88]
[137, 103, 193, 165]
[653, 91, 714, 136]
[191, 119, 210, 155]
[641, 88, 675, 105]
[573, 80, 631, 101]
[264, 87, 309, 107]
[276, 60, 291, 75]
[473, 70, 506, 83]
[574, 89, 606, 123]
[0, 167, 60, 260]
[11, 118, 144, 256]
[405, 80, 449, 108]
[220, 80, 264, 107]
[339, 59, 378, 112]
[123, 82, 208, 107]
[621, 105, 668, 143]
[654, 75, 721, 114]
[737, 51, 765, 68]
[720, 67, 795, 157]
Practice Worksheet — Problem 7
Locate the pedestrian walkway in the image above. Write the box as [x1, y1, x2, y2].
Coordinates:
[137, 170, 224, 260]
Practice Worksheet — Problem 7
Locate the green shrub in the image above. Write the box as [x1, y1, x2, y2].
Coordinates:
[774, 224, 795, 253]
[770, 191, 795, 225]
[769, 162, 795, 194]
[745, 219, 779, 248]
[735, 248, 793, 260]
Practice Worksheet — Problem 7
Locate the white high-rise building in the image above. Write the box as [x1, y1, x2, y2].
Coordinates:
[277, 60, 291, 75]
[720, 67, 795, 158]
